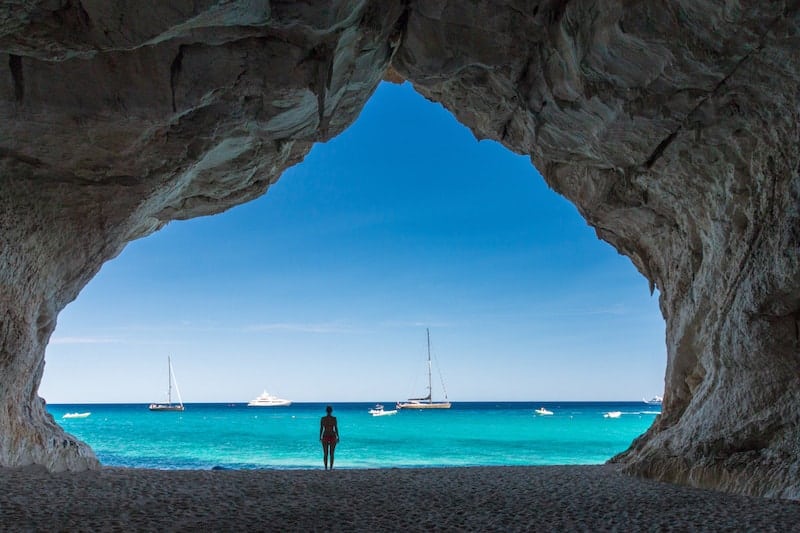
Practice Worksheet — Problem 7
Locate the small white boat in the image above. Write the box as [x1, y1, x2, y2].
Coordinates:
[534, 407, 554, 416]
[247, 390, 292, 407]
[604, 411, 622, 418]
[62, 412, 91, 419]
[368, 404, 398, 417]
[643, 395, 663, 405]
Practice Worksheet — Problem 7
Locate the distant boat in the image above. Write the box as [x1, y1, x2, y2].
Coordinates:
[368, 404, 397, 417]
[534, 407, 553, 416]
[604, 411, 622, 418]
[247, 390, 291, 407]
[643, 395, 663, 405]
[396, 328, 451, 410]
[62, 412, 91, 419]
[149, 356, 185, 412]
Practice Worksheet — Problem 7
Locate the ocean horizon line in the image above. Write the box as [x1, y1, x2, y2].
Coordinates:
[48, 399, 659, 406]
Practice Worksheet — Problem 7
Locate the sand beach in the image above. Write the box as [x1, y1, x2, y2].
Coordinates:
[1, 464, 798, 531]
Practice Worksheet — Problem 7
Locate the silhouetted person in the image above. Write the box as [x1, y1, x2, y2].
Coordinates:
[319, 405, 339, 470]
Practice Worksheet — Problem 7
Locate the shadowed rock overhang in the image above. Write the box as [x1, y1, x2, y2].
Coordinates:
[0, 1, 798, 498]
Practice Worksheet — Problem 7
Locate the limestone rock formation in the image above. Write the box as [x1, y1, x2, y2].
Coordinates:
[392, 1, 800, 499]
[1, 0, 406, 472]
[1, 1, 798, 497]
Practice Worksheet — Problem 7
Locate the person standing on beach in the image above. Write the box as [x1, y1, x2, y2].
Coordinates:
[320, 405, 339, 470]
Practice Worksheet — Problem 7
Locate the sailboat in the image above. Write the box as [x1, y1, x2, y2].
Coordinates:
[396, 328, 451, 409]
[148, 356, 185, 412]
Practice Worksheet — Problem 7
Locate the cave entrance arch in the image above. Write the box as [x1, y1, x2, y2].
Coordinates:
[41, 81, 666, 407]
[1, 1, 797, 498]
[40, 79, 667, 470]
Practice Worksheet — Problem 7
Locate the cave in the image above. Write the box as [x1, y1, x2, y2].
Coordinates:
[1, 1, 798, 498]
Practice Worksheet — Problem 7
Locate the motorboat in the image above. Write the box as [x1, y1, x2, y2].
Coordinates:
[368, 404, 398, 417]
[643, 395, 663, 405]
[604, 411, 622, 418]
[534, 407, 554, 416]
[62, 412, 91, 419]
[247, 390, 292, 407]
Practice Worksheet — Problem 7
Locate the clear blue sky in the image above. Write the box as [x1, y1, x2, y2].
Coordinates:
[40, 81, 666, 404]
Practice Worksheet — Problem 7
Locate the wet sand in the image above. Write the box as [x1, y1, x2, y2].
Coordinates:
[1, 464, 798, 531]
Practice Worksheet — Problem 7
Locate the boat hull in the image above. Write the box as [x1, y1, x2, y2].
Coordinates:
[148, 404, 185, 412]
[370, 409, 398, 416]
[247, 400, 292, 407]
[396, 402, 451, 409]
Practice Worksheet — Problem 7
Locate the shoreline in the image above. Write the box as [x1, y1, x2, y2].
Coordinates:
[2, 464, 798, 531]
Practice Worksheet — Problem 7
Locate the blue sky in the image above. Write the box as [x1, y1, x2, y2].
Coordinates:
[40, 82, 666, 404]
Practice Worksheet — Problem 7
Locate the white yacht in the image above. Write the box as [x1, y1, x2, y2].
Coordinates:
[643, 395, 663, 405]
[247, 390, 292, 407]
[604, 411, 622, 418]
[534, 407, 554, 416]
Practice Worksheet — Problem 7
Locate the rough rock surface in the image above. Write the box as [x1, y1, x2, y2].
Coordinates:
[1, 1, 798, 497]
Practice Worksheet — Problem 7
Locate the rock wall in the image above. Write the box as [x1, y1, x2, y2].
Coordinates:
[392, 1, 800, 498]
[1, 1, 798, 497]
[0, 0, 406, 471]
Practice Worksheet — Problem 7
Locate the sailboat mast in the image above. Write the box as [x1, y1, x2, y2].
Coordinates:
[167, 356, 172, 404]
[426, 328, 432, 403]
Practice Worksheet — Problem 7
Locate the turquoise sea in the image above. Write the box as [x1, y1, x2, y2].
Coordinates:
[49, 402, 660, 470]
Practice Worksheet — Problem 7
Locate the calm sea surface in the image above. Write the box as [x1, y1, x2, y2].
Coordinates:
[49, 402, 660, 470]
